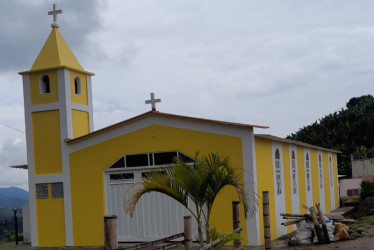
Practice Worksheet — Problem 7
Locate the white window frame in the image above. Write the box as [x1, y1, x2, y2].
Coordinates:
[291, 151, 297, 195]
[275, 149, 282, 196]
[305, 153, 311, 192]
[318, 154, 323, 189]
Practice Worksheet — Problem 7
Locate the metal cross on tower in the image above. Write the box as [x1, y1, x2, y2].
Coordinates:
[48, 3, 62, 28]
[145, 93, 161, 111]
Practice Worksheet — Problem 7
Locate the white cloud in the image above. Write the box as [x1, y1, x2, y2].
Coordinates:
[1, 0, 374, 189]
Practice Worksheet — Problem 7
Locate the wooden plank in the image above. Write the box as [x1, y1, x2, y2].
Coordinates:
[119, 233, 184, 250]
[232, 201, 241, 249]
[200, 227, 242, 250]
[316, 203, 330, 244]
[281, 218, 304, 226]
[263, 191, 271, 250]
[310, 206, 324, 244]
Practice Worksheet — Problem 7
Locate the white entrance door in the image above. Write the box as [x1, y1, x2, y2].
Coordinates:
[105, 171, 190, 242]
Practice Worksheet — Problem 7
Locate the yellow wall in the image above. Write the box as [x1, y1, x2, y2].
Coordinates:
[323, 153, 331, 212]
[72, 110, 89, 138]
[282, 145, 293, 233]
[70, 71, 88, 105]
[29, 70, 59, 105]
[69, 125, 248, 246]
[36, 184, 66, 246]
[254, 138, 276, 245]
[310, 150, 320, 206]
[297, 147, 307, 213]
[32, 110, 62, 175]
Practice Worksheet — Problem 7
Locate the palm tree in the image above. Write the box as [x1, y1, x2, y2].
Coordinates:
[124, 152, 258, 246]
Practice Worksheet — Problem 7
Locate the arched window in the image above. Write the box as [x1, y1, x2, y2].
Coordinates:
[275, 149, 282, 195]
[291, 151, 297, 194]
[40, 75, 50, 94]
[318, 154, 323, 189]
[74, 77, 81, 95]
[305, 153, 311, 192]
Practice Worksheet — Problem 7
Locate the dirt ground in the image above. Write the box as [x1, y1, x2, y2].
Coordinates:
[266, 227, 374, 249]
[1, 230, 374, 250]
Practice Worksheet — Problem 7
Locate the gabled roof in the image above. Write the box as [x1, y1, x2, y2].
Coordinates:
[66, 110, 269, 144]
[19, 27, 93, 75]
[255, 134, 341, 153]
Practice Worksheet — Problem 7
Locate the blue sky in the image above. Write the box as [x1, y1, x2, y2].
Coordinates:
[0, 0, 373, 190]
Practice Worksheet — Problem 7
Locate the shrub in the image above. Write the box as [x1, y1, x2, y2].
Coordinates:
[360, 180, 374, 200]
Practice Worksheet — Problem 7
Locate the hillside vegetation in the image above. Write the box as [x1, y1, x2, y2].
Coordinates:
[287, 95, 374, 177]
[0, 187, 27, 242]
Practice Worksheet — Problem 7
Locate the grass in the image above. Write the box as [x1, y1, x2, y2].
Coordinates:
[349, 215, 374, 231]
[340, 196, 360, 206]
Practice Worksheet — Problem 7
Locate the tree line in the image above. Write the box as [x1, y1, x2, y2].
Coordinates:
[287, 95, 374, 177]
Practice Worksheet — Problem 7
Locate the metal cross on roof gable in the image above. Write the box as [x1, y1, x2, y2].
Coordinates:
[48, 3, 62, 28]
[145, 93, 161, 111]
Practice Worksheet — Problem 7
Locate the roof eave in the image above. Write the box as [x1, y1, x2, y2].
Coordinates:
[19, 65, 95, 76]
[66, 111, 268, 145]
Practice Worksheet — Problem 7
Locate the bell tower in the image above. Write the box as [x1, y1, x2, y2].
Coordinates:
[19, 4, 94, 246]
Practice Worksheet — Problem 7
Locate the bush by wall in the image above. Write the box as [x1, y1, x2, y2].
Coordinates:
[360, 180, 374, 200]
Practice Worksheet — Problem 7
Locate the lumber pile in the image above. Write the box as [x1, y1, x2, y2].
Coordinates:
[281, 203, 353, 245]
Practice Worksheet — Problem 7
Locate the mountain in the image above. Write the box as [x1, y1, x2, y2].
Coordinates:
[0, 187, 28, 209]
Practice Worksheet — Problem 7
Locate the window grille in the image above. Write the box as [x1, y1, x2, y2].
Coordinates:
[110, 173, 134, 180]
[109, 151, 194, 169]
[36, 183, 49, 199]
[51, 182, 64, 198]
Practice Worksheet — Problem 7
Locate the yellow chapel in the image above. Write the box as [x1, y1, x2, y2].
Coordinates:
[19, 5, 340, 247]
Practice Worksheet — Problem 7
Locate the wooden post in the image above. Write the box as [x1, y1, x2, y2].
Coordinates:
[310, 206, 323, 244]
[262, 191, 271, 249]
[184, 216, 192, 250]
[316, 203, 330, 244]
[104, 215, 118, 250]
[232, 201, 241, 249]
[14, 209, 18, 245]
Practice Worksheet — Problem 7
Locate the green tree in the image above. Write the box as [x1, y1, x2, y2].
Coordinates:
[287, 95, 374, 177]
[124, 152, 257, 246]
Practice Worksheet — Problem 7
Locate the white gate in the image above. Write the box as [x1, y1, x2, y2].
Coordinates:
[105, 170, 190, 242]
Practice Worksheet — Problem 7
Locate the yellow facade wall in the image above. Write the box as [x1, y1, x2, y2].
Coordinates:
[32, 110, 62, 175]
[297, 146, 307, 213]
[323, 153, 331, 212]
[72, 110, 89, 138]
[70, 70, 88, 105]
[36, 184, 66, 246]
[254, 137, 276, 245]
[282, 145, 293, 233]
[69, 125, 248, 246]
[29, 70, 59, 105]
